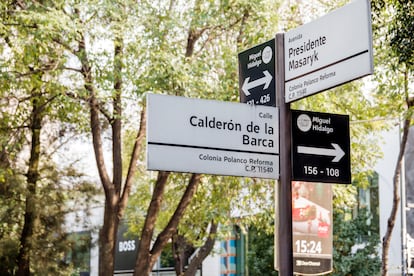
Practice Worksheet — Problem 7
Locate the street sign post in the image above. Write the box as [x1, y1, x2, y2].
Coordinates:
[147, 93, 279, 179]
[291, 110, 351, 184]
[273, 32, 294, 275]
[284, 0, 373, 103]
[238, 39, 275, 106]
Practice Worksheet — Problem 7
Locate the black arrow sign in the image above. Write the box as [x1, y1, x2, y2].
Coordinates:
[292, 110, 351, 184]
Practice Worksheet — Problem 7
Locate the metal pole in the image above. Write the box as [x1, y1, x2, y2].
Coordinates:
[401, 122, 407, 275]
[276, 32, 293, 276]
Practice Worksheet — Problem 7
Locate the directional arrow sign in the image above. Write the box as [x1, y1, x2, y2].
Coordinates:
[292, 110, 350, 184]
[297, 143, 345, 162]
[238, 39, 275, 106]
[242, 70, 272, 96]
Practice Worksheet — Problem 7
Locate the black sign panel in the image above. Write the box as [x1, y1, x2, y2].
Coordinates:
[114, 222, 139, 274]
[238, 39, 275, 106]
[292, 110, 351, 184]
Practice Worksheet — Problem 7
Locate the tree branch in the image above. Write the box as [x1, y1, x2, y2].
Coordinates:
[184, 221, 217, 276]
[134, 171, 170, 274]
[63, 66, 83, 73]
[112, 36, 123, 195]
[89, 94, 113, 198]
[119, 106, 146, 218]
[75, 23, 113, 197]
[150, 174, 202, 262]
[237, 9, 250, 46]
[194, 17, 243, 57]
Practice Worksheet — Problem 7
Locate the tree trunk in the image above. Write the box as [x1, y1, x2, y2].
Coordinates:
[150, 174, 202, 268]
[97, 34, 124, 276]
[172, 234, 185, 275]
[381, 117, 410, 275]
[99, 198, 119, 275]
[134, 173, 202, 275]
[184, 221, 217, 276]
[381, 70, 412, 275]
[172, 233, 195, 275]
[16, 92, 43, 276]
[134, 171, 170, 275]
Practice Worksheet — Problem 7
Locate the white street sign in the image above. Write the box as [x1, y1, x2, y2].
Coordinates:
[284, 0, 373, 103]
[146, 93, 279, 179]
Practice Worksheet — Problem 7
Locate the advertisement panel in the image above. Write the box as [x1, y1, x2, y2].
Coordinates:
[292, 181, 333, 275]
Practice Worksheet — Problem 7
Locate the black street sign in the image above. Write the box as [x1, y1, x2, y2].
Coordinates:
[291, 110, 351, 184]
[238, 39, 275, 106]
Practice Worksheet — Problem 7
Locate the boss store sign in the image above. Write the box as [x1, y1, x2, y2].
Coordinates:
[114, 222, 139, 274]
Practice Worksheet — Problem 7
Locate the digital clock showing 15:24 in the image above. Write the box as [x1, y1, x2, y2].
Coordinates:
[295, 239, 322, 254]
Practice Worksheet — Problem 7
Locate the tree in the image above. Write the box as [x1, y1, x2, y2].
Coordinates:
[0, 1, 98, 274]
[63, 4, 146, 274]
[126, 0, 285, 273]
[247, 225, 278, 276]
[0, 0, 261, 274]
[371, 0, 414, 274]
[331, 206, 381, 275]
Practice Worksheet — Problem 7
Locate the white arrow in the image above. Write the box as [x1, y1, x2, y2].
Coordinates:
[297, 143, 345, 162]
[242, 70, 273, 96]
